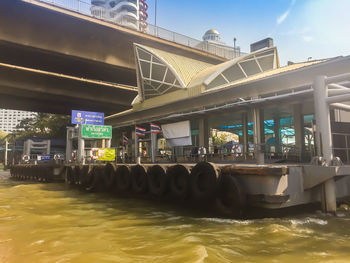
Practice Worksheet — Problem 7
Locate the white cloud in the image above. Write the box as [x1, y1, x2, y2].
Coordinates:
[276, 0, 296, 25]
[277, 10, 290, 25]
[303, 36, 313, 42]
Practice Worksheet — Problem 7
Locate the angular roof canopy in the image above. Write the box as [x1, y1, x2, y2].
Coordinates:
[134, 44, 214, 101]
[133, 45, 280, 107]
[188, 47, 279, 90]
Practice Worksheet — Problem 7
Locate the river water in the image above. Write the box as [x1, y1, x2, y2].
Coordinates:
[1, 172, 350, 263]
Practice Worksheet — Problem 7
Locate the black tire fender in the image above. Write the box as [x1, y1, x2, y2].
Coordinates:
[147, 165, 168, 196]
[168, 164, 190, 200]
[190, 162, 219, 201]
[216, 173, 246, 217]
[116, 165, 132, 192]
[131, 165, 148, 193]
[103, 163, 116, 190]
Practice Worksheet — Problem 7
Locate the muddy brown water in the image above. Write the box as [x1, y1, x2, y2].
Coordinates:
[1, 171, 350, 263]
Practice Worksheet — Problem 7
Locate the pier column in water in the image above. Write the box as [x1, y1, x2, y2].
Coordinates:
[294, 104, 304, 162]
[313, 75, 336, 213]
[253, 108, 264, 164]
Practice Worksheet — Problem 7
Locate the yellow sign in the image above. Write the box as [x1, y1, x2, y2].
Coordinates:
[97, 148, 115, 161]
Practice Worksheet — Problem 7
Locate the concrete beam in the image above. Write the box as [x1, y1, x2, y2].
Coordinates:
[0, 62, 137, 114]
[0, 0, 223, 79]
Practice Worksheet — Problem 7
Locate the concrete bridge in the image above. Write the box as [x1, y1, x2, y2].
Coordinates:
[0, 0, 225, 114]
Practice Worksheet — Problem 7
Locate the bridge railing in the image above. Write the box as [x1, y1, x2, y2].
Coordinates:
[33, 0, 245, 60]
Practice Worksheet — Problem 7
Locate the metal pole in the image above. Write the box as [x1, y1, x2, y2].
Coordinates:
[106, 139, 111, 148]
[155, 0, 158, 27]
[4, 140, 8, 168]
[242, 112, 248, 159]
[135, 127, 140, 164]
[314, 76, 333, 163]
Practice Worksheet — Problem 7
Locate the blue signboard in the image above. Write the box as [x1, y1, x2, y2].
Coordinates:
[37, 155, 51, 162]
[71, 110, 104, 125]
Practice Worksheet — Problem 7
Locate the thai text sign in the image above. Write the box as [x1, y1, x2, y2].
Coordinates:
[81, 125, 112, 139]
[37, 155, 51, 162]
[71, 110, 104, 125]
[97, 148, 115, 161]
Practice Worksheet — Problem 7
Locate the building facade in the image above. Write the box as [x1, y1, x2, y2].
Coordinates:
[90, 0, 148, 32]
[0, 109, 35, 133]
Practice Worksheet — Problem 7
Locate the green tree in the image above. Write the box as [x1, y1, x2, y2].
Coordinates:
[212, 133, 229, 146]
[0, 129, 7, 144]
[14, 113, 71, 139]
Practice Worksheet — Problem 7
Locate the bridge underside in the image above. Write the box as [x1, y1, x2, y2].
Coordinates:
[0, 0, 223, 84]
[0, 62, 137, 115]
[0, 0, 224, 114]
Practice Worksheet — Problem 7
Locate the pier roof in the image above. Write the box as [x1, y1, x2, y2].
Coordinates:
[106, 41, 350, 128]
[107, 55, 350, 128]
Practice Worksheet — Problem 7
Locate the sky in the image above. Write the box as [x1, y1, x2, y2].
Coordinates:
[145, 0, 350, 66]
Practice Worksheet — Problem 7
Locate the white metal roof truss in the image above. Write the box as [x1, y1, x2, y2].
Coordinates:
[135, 45, 184, 100]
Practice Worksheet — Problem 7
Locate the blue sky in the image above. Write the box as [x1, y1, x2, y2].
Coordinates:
[145, 0, 350, 65]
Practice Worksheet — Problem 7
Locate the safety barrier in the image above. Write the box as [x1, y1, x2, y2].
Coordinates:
[32, 0, 244, 59]
[10, 162, 248, 217]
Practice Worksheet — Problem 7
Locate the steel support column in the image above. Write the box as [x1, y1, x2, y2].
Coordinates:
[151, 132, 157, 163]
[242, 112, 249, 159]
[313, 75, 336, 213]
[65, 127, 73, 163]
[273, 116, 281, 155]
[293, 104, 304, 162]
[4, 140, 8, 168]
[77, 126, 85, 164]
[253, 108, 264, 164]
[199, 118, 209, 149]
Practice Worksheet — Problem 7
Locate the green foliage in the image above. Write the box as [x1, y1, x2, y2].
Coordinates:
[212, 133, 230, 146]
[0, 129, 7, 144]
[14, 113, 71, 139]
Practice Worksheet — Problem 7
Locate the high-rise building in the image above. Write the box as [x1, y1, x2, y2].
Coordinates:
[0, 109, 35, 133]
[91, 0, 148, 32]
